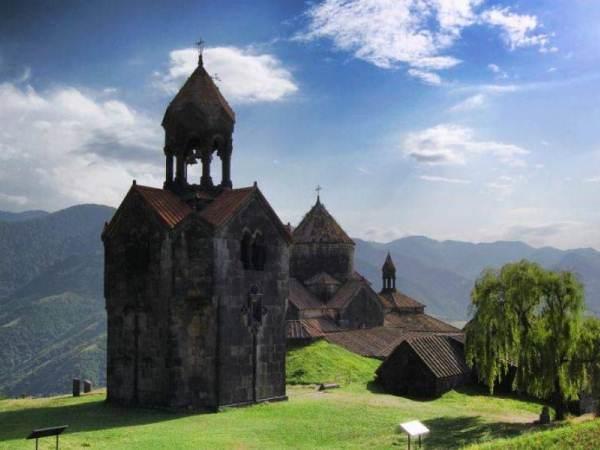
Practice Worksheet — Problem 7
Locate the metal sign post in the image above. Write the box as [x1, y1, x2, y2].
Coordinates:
[26, 425, 68, 450]
[399, 420, 429, 449]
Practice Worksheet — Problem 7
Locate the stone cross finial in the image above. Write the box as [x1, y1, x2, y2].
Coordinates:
[315, 185, 322, 203]
[196, 38, 205, 66]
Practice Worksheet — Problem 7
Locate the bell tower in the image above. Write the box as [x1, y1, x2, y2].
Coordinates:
[382, 252, 396, 292]
[161, 46, 235, 199]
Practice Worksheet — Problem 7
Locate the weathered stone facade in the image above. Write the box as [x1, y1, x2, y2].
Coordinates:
[103, 52, 290, 410]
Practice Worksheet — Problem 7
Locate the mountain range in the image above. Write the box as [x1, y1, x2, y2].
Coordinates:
[1, 204, 599, 396]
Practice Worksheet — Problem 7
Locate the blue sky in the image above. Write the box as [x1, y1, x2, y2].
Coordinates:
[1, 0, 600, 249]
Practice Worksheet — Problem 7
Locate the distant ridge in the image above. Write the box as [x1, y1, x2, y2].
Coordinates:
[0, 210, 48, 222]
[353, 236, 600, 320]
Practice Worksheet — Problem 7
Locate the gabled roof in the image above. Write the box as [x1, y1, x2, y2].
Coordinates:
[199, 187, 254, 226]
[328, 279, 382, 309]
[384, 311, 460, 333]
[324, 327, 444, 359]
[292, 198, 354, 245]
[134, 185, 193, 228]
[305, 272, 341, 286]
[289, 278, 324, 310]
[327, 280, 362, 309]
[199, 185, 292, 243]
[379, 291, 425, 311]
[401, 335, 470, 379]
[287, 318, 340, 339]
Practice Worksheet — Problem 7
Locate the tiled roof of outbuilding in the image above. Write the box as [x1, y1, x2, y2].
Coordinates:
[292, 198, 354, 245]
[402, 335, 470, 379]
[324, 327, 441, 359]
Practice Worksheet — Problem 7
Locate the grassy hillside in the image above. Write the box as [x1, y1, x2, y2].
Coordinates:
[287, 340, 380, 385]
[467, 418, 600, 449]
[0, 206, 112, 397]
[0, 385, 552, 449]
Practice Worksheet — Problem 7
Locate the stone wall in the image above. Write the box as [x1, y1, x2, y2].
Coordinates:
[338, 288, 384, 329]
[214, 196, 288, 405]
[290, 242, 354, 283]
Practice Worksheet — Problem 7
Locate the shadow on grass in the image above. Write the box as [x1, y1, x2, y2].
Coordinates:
[416, 416, 532, 449]
[368, 380, 548, 409]
[0, 396, 205, 441]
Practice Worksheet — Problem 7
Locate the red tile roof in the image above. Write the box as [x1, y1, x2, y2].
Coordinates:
[134, 185, 192, 228]
[199, 187, 254, 227]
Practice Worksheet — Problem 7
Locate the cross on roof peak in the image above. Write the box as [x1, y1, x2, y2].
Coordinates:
[315, 185, 323, 204]
[195, 38, 205, 66]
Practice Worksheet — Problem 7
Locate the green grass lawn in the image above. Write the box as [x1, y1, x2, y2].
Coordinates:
[287, 340, 381, 385]
[467, 418, 600, 449]
[0, 341, 591, 449]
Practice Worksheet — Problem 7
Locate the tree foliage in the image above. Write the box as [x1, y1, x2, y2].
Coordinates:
[465, 260, 590, 419]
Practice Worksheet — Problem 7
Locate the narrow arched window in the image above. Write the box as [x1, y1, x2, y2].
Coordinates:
[251, 232, 266, 271]
[241, 231, 252, 270]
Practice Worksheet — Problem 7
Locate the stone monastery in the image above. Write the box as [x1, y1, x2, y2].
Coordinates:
[103, 52, 470, 410]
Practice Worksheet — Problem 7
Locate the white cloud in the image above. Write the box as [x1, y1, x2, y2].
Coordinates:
[297, 0, 553, 84]
[296, 0, 474, 83]
[480, 7, 553, 52]
[0, 192, 28, 206]
[404, 123, 529, 166]
[419, 175, 471, 184]
[154, 47, 298, 103]
[449, 93, 486, 111]
[487, 63, 508, 79]
[407, 69, 442, 85]
[488, 63, 500, 73]
[584, 176, 600, 183]
[0, 82, 162, 211]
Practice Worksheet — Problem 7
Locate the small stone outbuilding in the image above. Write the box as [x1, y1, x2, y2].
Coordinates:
[375, 335, 471, 397]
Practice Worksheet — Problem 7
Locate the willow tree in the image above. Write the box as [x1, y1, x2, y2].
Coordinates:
[465, 260, 586, 420]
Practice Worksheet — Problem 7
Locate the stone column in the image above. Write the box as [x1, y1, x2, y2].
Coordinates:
[200, 150, 214, 188]
[220, 142, 233, 188]
[175, 155, 186, 186]
[165, 154, 174, 185]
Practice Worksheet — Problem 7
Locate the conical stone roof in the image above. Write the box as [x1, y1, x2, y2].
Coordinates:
[162, 54, 235, 153]
[382, 252, 396, 274]
[292, 197, 354, 245]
